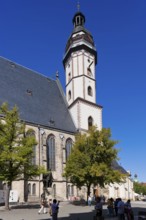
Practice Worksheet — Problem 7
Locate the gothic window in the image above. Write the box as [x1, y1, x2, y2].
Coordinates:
[26, 130, 36, 165]
[66, 138, 73, 160]
[88, 116, 93, 129]
[47, 134, 56, 171]
[88, 86, 93, 96]
[32, 183, 36, 195]
[68, 90, 71, 101]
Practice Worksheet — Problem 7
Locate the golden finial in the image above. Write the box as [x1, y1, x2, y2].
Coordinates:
[77, 1, 80, 11]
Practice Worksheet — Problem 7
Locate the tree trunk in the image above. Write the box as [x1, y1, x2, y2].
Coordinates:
[87, 184, 91, 204]
[5, 182, 11, 210]
[24, 179, 28, 202]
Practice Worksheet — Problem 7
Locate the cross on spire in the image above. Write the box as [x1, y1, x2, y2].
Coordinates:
[77, 1, 80, 11]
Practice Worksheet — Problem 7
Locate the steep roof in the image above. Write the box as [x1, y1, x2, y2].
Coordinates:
[112, 160, 128, 174]
[0, 56, 76, 133]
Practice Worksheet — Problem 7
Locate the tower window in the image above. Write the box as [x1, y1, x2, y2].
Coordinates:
[68, 90, 71, 101]
[87, 67, 92, 76]
[88, 86, 93, 96]
[68, 72, 71, 82]
[88, 116, 93, 129]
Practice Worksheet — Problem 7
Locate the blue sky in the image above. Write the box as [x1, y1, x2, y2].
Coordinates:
[0, 0, 146, 182]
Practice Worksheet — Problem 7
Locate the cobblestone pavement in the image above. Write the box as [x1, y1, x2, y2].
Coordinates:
[0, 201, 146, 220]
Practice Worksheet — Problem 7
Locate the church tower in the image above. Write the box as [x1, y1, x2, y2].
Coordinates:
[63, 9, 102, 132]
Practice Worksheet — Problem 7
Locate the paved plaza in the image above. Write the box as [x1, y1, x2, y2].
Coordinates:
[0, 201, 146, 220]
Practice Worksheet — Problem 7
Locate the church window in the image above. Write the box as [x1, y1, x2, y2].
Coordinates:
[88, 116, 93, 129]
[88, 86, 93, 96]
[68, 90, 71, 101]
[32, 183, 36, 195]
[66, 138, 73, 160]
[47, 134, 56, 171]
[67, 185, 71, 197]
[28, 183, 31, 195]
[26, 130, 36, 165]
[71, 185, 74, 196]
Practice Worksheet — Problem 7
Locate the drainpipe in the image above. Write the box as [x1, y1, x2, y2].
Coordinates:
[38, 126, 41, 198]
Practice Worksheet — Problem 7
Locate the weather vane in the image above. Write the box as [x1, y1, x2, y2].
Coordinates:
[77, 1, 80, 11]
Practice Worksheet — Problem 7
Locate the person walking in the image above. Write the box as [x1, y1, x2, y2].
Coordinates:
[88, 195, 92, 206]
[124, 199, 134, 220]
[38, 196, 47, 214]
[107, 198, 114, 216]
[117, 198, 125, 220]
[114, 198, 120, 216]
[95, 197, 103, 220]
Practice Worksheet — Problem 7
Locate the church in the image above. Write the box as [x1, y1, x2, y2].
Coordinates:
[0, 9, 134, 202]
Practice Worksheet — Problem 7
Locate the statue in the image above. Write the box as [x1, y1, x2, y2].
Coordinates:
[42, 171, 53, 188]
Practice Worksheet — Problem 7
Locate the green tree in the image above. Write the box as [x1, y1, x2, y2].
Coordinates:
[0, 103, 45, 209]
[134, 182, 146, 195]
[63, 126, 126, 200]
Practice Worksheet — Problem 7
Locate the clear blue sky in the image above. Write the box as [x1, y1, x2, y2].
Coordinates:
[0, 1, 146, 182]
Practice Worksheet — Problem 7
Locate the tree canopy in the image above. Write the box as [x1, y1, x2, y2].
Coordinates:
[63, 126, 126, 196]
[134, 182, 146, 195]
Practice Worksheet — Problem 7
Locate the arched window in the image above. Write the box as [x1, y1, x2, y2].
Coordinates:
[88, 86, 93, 96]
[32, 183, 36, 195]
[66, 138, 73, 160]
[67, 185, 71, 197]
[71, 185, 74, 196]
[26, 130, 36, 165]
[68, 90, 71, 101]
[88, 116, 93, 129]
[47, 134, 56, 171]
[28, 183, 31, 195]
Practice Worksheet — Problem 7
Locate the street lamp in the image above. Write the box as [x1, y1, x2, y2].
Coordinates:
[127, 171, 131, 199]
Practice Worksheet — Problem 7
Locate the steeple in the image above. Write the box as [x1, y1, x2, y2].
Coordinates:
[63, 10, 102, 132]
[63, 10, 97, 67]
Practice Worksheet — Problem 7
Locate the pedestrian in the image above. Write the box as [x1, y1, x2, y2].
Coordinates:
[88, 195, 92, 206]
[38, 196, 47, 214]
[95, 197, 103, 220]
[51, 199, 60, 220]
[107, 198, 114, 216]
[117, 198, 125, 220]
[114, 198, 120, 216]
[124, 199, 134, 220]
